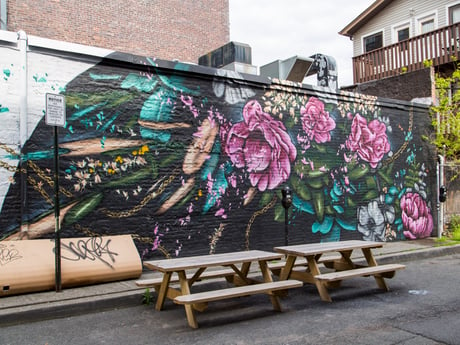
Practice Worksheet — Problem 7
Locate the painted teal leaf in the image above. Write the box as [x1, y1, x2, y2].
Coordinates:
[89, 73, 121, 81]
[140, 89, 174, 123]
[121, 73, 157, 92]
[201, 141, 221, 181]
[330, 189, 339, 202]
[203, 166, 228, 213]
[388, 186, 399, 195]
[140, 128, 171, 142]
[292, 194, 314, 214]
[158, 71, 199, 95]
[332, 205, 344, 214]
[312, 215, 334, 234]
[68, 103, 106, 122]
[99, 113, 120, 132]
[335, 217, 356, 231]
[333, 180, 343, 196]
[385, 193, 395, 205]
[320, 223, 341, 242]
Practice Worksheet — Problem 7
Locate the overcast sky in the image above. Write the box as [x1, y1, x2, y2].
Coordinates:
[229, 0, 375, 87]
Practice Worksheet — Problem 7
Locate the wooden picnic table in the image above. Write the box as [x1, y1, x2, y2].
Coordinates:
[274, 240, 405, 302]
[142, 250, 302, 328]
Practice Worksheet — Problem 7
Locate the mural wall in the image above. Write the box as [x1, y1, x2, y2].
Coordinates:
[0, 37, 437, 260]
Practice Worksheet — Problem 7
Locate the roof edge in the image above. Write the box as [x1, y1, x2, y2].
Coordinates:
[339, 0, 393, 37]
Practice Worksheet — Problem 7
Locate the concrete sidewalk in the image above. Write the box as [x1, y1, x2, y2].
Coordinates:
[1, 238, 460, 326]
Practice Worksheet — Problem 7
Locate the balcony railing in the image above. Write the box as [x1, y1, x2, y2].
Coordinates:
[352, 22, 460, 84]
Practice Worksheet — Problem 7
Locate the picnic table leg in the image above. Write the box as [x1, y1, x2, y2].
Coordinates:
[258, 260, 282, 311]
[306, 255, 332, 302]
[279, 255, 297, 280]
[155, 272, 172, 311]
[177, 270, 199, 329]
[361, 248, 389, 291]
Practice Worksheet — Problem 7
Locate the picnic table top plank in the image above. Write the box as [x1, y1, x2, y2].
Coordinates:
[274, 240, 384, 257]
[143, 250, 284, 272]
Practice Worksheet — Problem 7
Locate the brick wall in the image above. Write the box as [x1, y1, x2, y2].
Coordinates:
[6, 0, 229, 63]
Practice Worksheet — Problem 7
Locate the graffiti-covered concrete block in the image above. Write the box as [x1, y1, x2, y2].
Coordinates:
[0, 235, 142, 296]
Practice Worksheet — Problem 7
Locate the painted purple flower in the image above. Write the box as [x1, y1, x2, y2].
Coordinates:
[300, 97, 336, 143]
[345, 114, 390, 168]
[401, 192, 433, 239]
[223, 100, 296, 191]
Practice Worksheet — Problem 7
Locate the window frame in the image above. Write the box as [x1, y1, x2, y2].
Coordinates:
[448, 2, 460, 24]
[362, 30, 384, 53]
[391, 21, 411, 44]
[415, 11, 438, 35]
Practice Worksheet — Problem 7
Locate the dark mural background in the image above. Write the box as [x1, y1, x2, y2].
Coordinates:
[0, 53, 436, 259]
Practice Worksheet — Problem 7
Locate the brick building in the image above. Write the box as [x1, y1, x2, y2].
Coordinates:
[1, 0, 229, 63]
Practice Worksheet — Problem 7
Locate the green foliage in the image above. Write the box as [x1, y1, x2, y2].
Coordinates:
[423, 59, 433, 68]
[430, 60, 460, 162]
[142, 288, 153, 305]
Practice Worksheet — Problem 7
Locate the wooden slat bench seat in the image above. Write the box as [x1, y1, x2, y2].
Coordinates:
[268, 254, 342, 272]
[314, 264, 406, 283]
[135, 268, 236, 288]
[173, 279, 303, 305]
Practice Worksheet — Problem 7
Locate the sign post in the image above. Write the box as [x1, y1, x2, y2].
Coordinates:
[45, 93, 66, 292]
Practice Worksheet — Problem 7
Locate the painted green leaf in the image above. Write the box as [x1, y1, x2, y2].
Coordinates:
[347, 165, 370, 180]
[363, 190, 379, 201]
[63, 193, 103, 225]
[306, 177, 324, 189]
[104, 168, 153, 188]
[291, 175, 311, 200]
[312, 190, 325, 223]
[259, 191, 275, 208]
[274, 205, 285, 222]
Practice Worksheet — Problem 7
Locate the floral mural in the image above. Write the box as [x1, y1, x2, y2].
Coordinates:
[0, 54, 436, 259]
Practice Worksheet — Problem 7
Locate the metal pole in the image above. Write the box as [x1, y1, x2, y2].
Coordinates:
[284, 207, 288, 246]
[54, 125, 61, 292]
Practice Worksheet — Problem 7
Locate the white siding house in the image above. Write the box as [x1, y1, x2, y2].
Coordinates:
[340, 0, 460, 83]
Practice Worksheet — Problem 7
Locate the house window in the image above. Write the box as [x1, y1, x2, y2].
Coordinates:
[449, 4, 460, 24]
[398, 28, 410, 42]
[364, 31, 383, 52]
[417, 14, 437, 34]
[421, 19, 435, 33]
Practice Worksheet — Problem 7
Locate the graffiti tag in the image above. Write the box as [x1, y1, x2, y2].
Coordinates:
[0, 243, 22, 266]
[60, 237, 118, 269]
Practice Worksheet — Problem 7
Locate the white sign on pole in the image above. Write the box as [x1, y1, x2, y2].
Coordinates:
[45, 93, 66, 127]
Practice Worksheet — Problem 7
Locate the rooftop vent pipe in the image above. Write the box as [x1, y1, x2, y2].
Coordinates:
[260, 53, 338, 90]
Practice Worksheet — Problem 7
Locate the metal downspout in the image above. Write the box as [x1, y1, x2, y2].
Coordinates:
[438, 155, 445, 239]
[18, 30, 28, 234]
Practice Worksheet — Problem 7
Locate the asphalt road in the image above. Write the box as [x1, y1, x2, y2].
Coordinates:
[1, 254, 459, 345]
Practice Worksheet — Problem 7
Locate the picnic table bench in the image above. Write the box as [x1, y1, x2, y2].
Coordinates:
[274, 240, 405, 302]
[142, 250, 302, 328]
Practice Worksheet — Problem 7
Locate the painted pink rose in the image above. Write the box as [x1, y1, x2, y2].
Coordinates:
[401, 192, 433, 239]
[345, 114, 390, 168]
[301, 97, 336, 143]
[223, 100, 296, 191]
